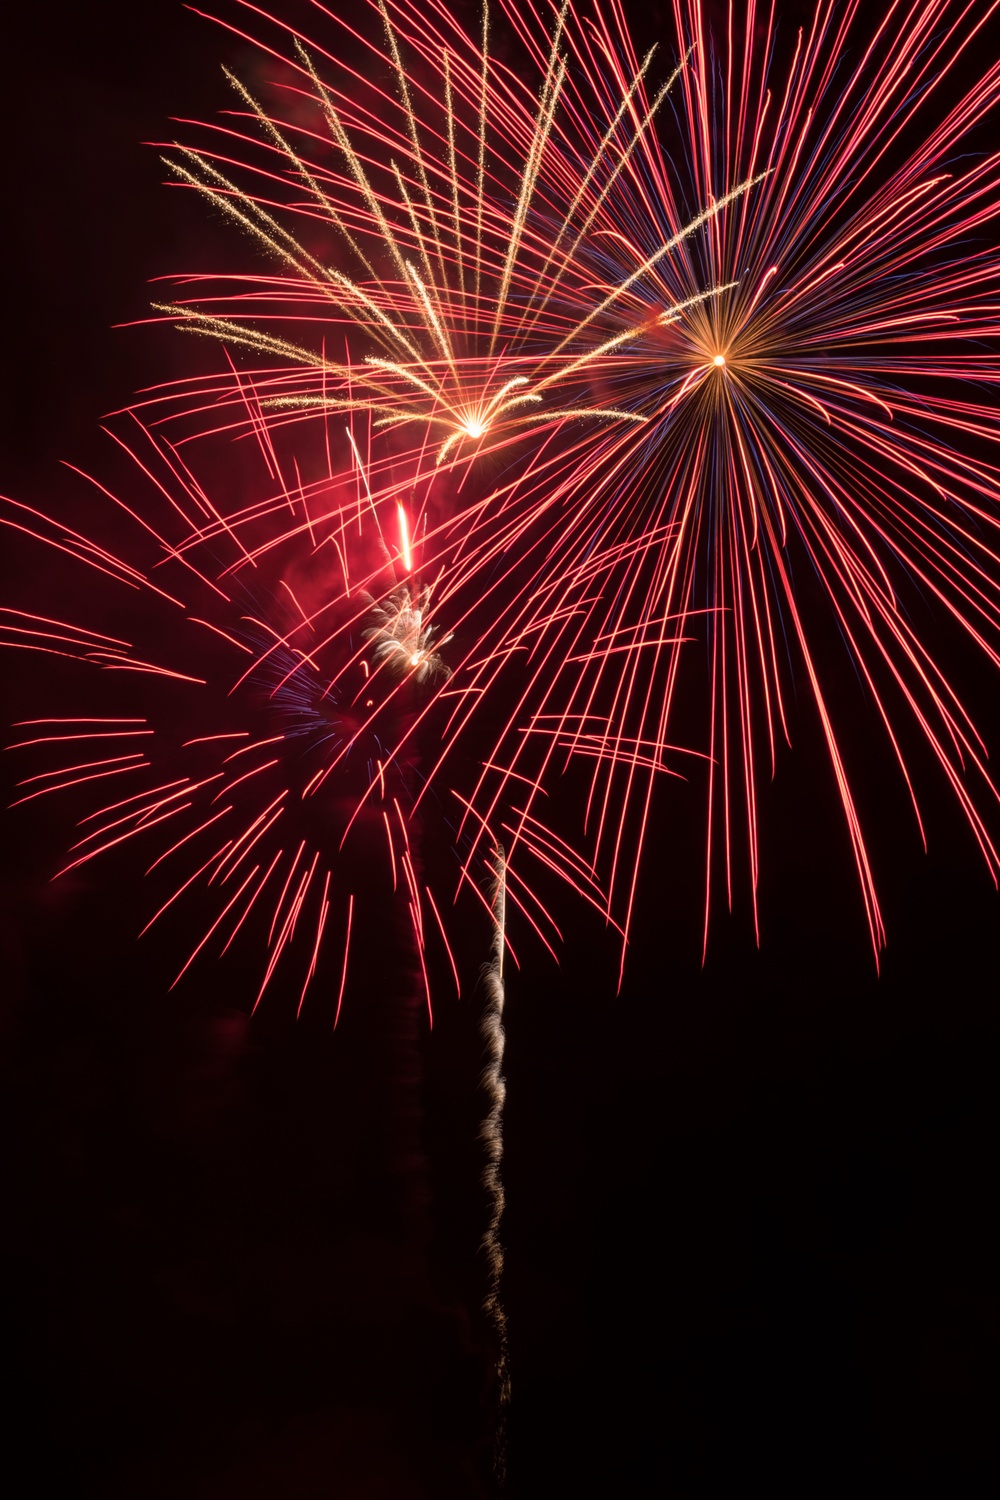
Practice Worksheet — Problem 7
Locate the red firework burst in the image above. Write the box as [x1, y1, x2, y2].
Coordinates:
[2, 402, 614, 1018]
[510, 0, 1000, 964]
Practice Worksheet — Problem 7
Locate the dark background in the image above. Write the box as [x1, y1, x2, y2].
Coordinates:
[2, 2, 998, 1495]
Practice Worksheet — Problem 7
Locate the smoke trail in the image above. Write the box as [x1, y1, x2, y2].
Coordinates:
[480, 843, 509, 1490]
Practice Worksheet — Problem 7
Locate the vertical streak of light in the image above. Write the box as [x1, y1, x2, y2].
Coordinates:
[397, 502, 413, 573]
[480, 842, 509, 1490]
[333, 894, 354, 1028]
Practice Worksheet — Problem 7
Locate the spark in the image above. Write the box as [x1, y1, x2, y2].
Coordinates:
[363, 585, 454, 684]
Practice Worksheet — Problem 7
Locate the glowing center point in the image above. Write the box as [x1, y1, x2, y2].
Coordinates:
[410, 653, 421, 666]
[712, 353, 727, 368]
[465, 420, 485, 439]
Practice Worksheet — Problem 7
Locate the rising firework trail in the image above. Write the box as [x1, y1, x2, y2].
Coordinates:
[479, 841, 510, 1488]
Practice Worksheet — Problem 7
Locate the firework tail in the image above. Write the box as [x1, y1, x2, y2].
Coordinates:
[480, 842, 509, 1490]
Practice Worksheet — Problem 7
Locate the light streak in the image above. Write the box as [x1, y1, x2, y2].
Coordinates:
[479, 841, 509, 1487]
[397, 502, 413, 574]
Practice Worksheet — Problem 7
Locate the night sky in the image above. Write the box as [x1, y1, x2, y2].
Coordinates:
[3, 3, 999, 1495]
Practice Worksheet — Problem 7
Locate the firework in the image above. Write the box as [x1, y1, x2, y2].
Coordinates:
[498, 0, 1000, 964]
[1, 406, 613, 1018]
[362, 584, 453, 683]
[152, 0, 755, 470]
[479, 842, 509, 1486]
